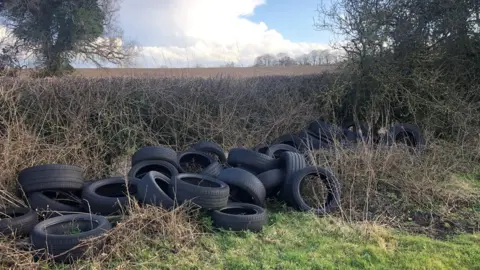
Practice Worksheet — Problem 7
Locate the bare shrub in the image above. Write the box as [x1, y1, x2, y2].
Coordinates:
[309, 137, 480, 235]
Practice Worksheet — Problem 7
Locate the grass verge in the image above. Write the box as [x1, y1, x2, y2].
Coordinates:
[29, 206, 479, 270]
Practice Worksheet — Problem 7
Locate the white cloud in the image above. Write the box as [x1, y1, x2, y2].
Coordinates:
[119, 0, 333, 67]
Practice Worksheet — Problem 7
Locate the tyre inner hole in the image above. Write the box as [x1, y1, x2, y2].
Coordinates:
[229, 186, 254, 204]
[154, 178, 170, 193]
[258, 146, 269, 154]
[299, 174, 330, 209]
[96, 183, 137, 197]
[282, 141, 296, 147]
[42, 191, 82, 207]
[45, 219, 100, 235]
[181, 177, 221, 188]
[179, 154, 211, 173]
[135, 164, 173, 179]
[221, 207, 257, 215]
[395, 131, 416, 147]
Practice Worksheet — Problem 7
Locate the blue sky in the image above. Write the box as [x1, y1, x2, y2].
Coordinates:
[111, 0, 338, 68]
[248, 0, 332, 44]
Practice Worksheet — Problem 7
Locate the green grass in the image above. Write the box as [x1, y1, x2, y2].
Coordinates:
[196, 213, 479, 270]
[53, 208, 479, 270]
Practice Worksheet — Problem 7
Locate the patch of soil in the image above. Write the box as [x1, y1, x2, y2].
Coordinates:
[399, 208, 480, 239]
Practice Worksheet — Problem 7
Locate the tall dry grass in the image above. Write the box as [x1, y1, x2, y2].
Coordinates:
[0, 73, 478, 267]
[0, 74, 478, 220]
[0, 74, 331, 190]
[310, 140, 480, 234]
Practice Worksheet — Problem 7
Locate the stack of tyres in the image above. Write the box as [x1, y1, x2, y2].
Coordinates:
[19, 164, 86, 218]
[11, 164, 113, 263]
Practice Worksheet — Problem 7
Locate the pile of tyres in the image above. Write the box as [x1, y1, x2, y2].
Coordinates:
[263, 120, 425, 152]
[0, 120, 424, 263]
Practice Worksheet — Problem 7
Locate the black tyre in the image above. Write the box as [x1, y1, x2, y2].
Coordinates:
[283, 166, 341, 215]
[271, 134, 306, 149]
[189, 141, 227, 163]
[252, 144, 269, 154]
[257, 169, 285, 194]
[227, 148, 278, 174]
[127, 160, 178, 179]
[0, 207, 38, 236]
[177, 151, 215, 173]
[279, 151, 307, 202]
[168, 173, 229, 210]
[342, 129, 361, 143]
[307, 120, 342, 142]
[386, 123, 425, 150]
[200, 161, 223, 177]
[341, 120, 370, 142]
[136, 171, 174, 209]
[266, 144, 299, 158]
[18, 164, 84, 194]
[27, 190, 84, 217]
[131, 146, 178, 167]
[82, 177, 140, 215]
[297, 130, 332, 150]
[211, 203, 267, 232]
[30, 213, 111, 262]
[280, 151, 307, 182]
[218, 168, 266, 207]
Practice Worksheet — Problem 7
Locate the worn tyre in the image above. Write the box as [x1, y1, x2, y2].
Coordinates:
[128, 160, 178, 179]
[307, 120, 342, 142]
[283, 166, 341, 215]
[279, 151, 307, 202]
[30, 213, 111, 262]
[0, 207, 38, 236]
[341, 120, 370, 142]
[27, 191, 84, 217]
[177, 151, 216, 173]
[280, 151, 307, 182]
[136, 171, 174, 209]
[131, 146, 178, 167]
[168, 173, 229, 210]
[266, 144, 299, 158]
[257, 169, 285, 194]
[189, 141, 226, 163]
[211, 203, 267, 232]
[297, 130, 332, 150]
[218, 168, 266, 206]
[82, 177, 140, 215]
[200, 161, 223, 177]
[252, 144, 269, 154]
[227, 148, 278, 174]
[342, 129, 361, 143]
[271, 134, 306, 149]
[18, 164, 84, 194]
[386, 123, 425, 150]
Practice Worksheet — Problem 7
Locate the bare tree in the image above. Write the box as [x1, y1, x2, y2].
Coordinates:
[0, 0, 137, 75]
[314, 0, 480, 132]
[298, 53, 311, 65]
[254, 53, 277, 67]
[309, 50, 321, 65]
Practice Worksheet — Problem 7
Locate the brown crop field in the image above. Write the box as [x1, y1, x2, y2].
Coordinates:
[74, 65, 339, 78]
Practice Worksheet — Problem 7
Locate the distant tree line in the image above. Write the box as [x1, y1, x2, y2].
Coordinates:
[253, 50, 341, 67]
